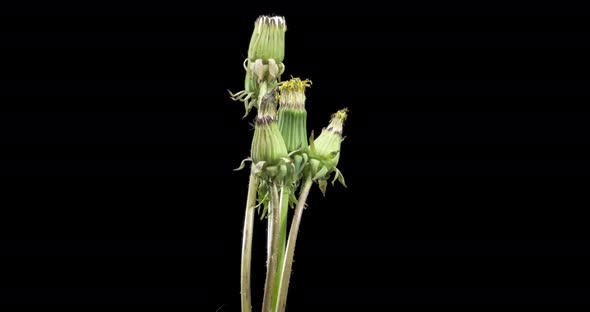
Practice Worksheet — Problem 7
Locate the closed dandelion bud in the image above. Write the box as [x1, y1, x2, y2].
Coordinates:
[230, 16, 286, 117]
[311, 108, 348, 169]
[248, 16, 286, 63]
[247, 16, 286, 86]
[309, 109, 348, 193]
[251, 90, 289, 166]
[278, 78, 311, 152]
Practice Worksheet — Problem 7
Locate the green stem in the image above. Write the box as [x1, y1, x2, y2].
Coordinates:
[261, 182, 281, 312]
[275, 176, 313, 312]
[257, 81, 268, 109]
[271, 186, 289, 310]
[240, 172, 258, 312]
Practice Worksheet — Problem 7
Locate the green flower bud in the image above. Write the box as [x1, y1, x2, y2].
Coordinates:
[278, 78, 311, 152]
[310, 108, 348, 169]
[251, 90, 289, 165]
[230, 16, 287, 117]
[248, 16, 286, 63]
[308, 109, 348, 194]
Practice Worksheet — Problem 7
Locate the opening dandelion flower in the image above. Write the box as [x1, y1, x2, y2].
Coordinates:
[278, 78, 312, 152]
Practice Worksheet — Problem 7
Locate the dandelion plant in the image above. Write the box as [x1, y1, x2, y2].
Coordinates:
[231, 15, 348, 312]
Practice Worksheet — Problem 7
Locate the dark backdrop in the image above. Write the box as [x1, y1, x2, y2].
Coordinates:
[1, 2, 589, 309]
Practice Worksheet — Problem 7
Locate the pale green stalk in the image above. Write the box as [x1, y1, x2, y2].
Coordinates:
[275, 175, 313, 312]
[271, 186, 289, 310]
[241, 171, 258, 312]
[261, 182, 281, 312]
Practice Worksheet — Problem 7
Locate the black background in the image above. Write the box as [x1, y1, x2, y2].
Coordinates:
[1, 1, 590, 308]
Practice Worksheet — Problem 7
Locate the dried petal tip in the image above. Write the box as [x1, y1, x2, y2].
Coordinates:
[279, 78, 312, 109]
[257, 15, 287, 27]
[326, 108, 348, 135]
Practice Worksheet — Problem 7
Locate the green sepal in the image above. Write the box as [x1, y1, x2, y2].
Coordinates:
[332, 168, 347, 188]
[318, 179, 328, 196]
[313, 166, 329, 180]
[289, 191, 298, 208]
[260, 201, 270, 220]
[308, 131, 316, 154]
[265, 165, 279, 177]
[293, 154, 304, 177]
[256, 183, 270, 218]
[287, 148, 303, 157]
[293, 154, 302, 165]
[278, 164, 288, 180]
[252, 161, 266, 175]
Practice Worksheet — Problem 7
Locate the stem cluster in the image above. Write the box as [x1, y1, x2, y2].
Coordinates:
[233, 15, 348, 312]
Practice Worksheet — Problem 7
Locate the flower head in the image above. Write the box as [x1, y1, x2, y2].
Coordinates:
[278, 78, 312, 152]
[308, 108, 348, 194]
[279, 78, 311, 109]
[251, 90, 289, 166]
[230, 16, 287, 118]
[248, 16, 287, 63]
[311, 108, 348, 168]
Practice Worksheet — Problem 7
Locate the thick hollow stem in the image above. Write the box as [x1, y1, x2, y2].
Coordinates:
[261, 182, 281, 312]
[240, 172, 258, 312]
[275, 176, 313, 312]
[272, 186, 289, 310]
